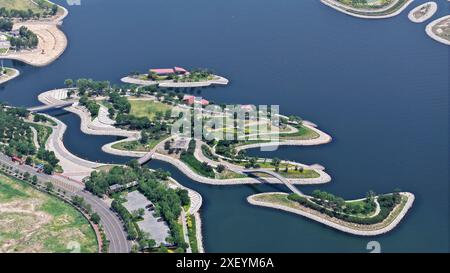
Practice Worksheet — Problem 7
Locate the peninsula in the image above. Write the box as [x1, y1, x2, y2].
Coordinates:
[0, 0, 68, 66]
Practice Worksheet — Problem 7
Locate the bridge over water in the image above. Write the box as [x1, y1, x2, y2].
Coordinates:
[241, 169, 304, 196]
[27, 101, 75, 112]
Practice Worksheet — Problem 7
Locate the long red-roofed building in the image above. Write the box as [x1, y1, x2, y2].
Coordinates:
[150, 66, 188, 76]
[183, 95, 209, 106]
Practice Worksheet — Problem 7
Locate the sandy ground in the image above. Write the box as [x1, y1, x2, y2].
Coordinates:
[0, 68, 20, 85]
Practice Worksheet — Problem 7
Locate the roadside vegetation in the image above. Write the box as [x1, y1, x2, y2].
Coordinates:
[0, 105, 61, 174]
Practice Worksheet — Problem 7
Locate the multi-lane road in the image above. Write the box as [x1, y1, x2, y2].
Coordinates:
[0, 153, 131, 253]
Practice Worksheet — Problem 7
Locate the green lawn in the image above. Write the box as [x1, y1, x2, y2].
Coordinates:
[279, 125, 319, 140]
[215, 169, 247, 179]
[186, 214, 198, 253]
[111, 136, 165, 152]
[29, 123, 52, 147]
[180, 153, 215, 178]
[129, 100, 172, 121]
[0, 173, 98, 253]
[0, 0, 53, 13]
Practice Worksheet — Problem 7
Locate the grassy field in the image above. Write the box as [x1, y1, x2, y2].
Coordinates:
[180, 153, 215, 178]
[186, 214, 198, 253]
[0, 173, 98, 253]
[279, 125, 319, 140]
[0, 0, 52, 13]
[129, 100, 172, 121]
[111, 136, 165, 152]
[215, 169, 247, 179]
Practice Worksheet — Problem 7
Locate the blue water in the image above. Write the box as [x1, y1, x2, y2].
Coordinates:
[0, 0, 448, 252]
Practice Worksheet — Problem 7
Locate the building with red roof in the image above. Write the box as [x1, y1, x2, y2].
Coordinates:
[183, 95, 209, 106]
[149, 67, 189, 76]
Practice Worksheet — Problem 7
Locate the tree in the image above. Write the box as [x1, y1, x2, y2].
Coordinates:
[23, 172, 30, 180]
[25, 156, 33, 166]
[31, 175, 38, 185]
[249, 157, 257, 168]
[45, 181, 54, 192]
[64, 79, 73, 88]
[216, 164, 226, 173]
[91, 213, 101, 224]
[43, 163, 54, 175]
[271, 157, 281, 167]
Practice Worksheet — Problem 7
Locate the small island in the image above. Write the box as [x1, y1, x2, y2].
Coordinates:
[0, 65, 19, 84]
[408, 2, 437, 23]
[0, 0, 68, 66]
[248, 190, 414, 236]
[426, 15, 450, 46]
[121, 67, 229, 88]
[321, 0, 413, 19]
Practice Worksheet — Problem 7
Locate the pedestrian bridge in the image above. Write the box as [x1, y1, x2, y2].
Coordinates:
[241, 169, 304, 196]
[137, 149, 157, 165]
[27, 101, 75, 112]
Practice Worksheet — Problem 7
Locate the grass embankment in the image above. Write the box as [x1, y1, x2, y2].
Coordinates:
[279, 125, 319, 140]
[180, 153, 215, 178]
[0, 173, 98, 253]
[111, 137, 163, 152]
[236, 161, 320, 179]
[186, 214, 198, 253]
[0, 0, 47, 12]
[129, 100, 172, 121]
[0, 0, 61, 15]
[29, 123, 52, 147]
[254, 168, 319, 179]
